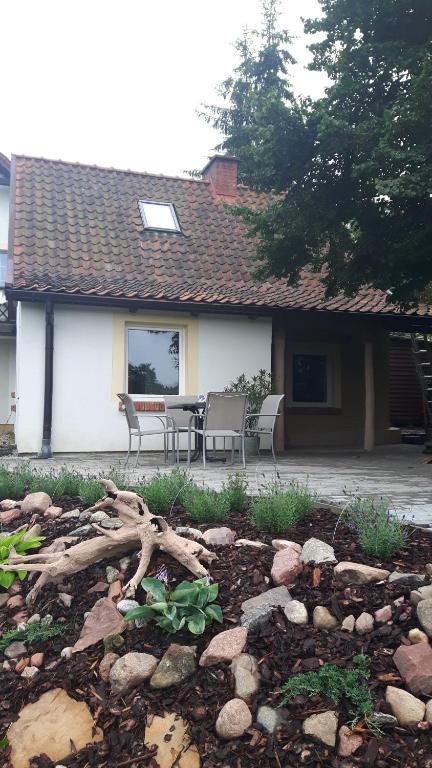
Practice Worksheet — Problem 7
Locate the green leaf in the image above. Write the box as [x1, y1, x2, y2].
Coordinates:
[163, 604, 177, 621]
[0, 571, 15, 589]
[171, 581, 199, 604]
[205, 604, 223, 623]
[207, 583, 219, 602]
[124, 605, 154, 622]
[18, 570, 27, 581]
[0, 737, 9, 750]
[196, 587, 210, 608]
[149, 601, 169, 613]
[140, 577, 167, 602]
[187, 614, 206, 635]
[156, 616, 177, 633]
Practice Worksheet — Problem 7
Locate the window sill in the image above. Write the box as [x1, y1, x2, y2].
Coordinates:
[286, 406, 342, 415]
[118, 400, 165, 413]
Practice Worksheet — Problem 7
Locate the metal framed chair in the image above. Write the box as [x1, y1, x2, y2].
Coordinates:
[117, 393, 178, 467]
[163, 395, 198, 458]
[245, 394, 285, 463]
[187, 392, 247, 468]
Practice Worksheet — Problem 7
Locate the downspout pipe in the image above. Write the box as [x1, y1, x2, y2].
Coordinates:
[39, 301, 54, 458]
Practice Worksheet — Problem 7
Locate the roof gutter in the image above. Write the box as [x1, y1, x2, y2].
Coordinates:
[39, 301, 54, 458]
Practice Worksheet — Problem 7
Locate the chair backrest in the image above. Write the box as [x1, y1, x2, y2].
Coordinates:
[163, 395, 197, 429]
[256, 394, 285, 432]
[117, 393, 140, 430]
[204, 392, 247, 432]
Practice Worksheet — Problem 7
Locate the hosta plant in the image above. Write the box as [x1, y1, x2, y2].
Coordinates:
[124, 576, 223, 635]
[0, 528, 45, 590]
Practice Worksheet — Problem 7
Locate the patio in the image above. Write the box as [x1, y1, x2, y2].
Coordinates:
[2, 443, 432, 527]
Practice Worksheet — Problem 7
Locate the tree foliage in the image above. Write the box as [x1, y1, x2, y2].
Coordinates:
[205, 0, 432, 305]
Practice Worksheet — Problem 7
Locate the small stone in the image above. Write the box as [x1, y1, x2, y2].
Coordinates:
[69, 524, 92, 536]
[12, 610, 28, 625]
[355, 612, 374, 635]
[389, 571, 426, 587]
[90, 510, 109, 523]
[230, 654, 260, 701]
[386, 685, 425, 726]
[271, 548, 303, 586]
[271, 539, 302, 553]
[0, 499, 19, 510]
[4, 641, 27, 659]
[27, 613, 41, 624]
[426, 699, 432, 724]
[284, 600, 308, 625]
[300, 537, 337, 565]
[375, 605, 392, 623]
[408, 628, 429, 644]
[393, 642, 432, 695]
[199, 627, 248, 667]
[30, 652, 44, 668]
[235, 538, 269, 548]
[334, 562, 390, 585]
[109, 651, 158, 694]
[338, 725, 363, 757]
[202, 527, 236, 546]
[240, 605, 273, 631]
[99, 653, 120, 682]
[119, 556, 131, 571]
[108, 580, 123, 601]
[58, 592, 73, 608]
[7, 595, 24, 610]
[371, 712, 398, 727]
[61, 508, 80, 519]
[313, 606, 338, 630]
[106, 566, 120, 584]
[103, 633, 125, 654]
[117, 598, 140, 615]
[60, 647, 73, 660]
[78, 510, 92, 522]
[150, 644, 196, 689]
[44, 505, 63, 520]
[15, 657, 30, 673]
[0, 508, 21, 524]
[144, 712, 200, 768]
[21, 492, 52, 515]
[215, 698, 252, 739]
[241, 586, 292, 613]
[175, 526, 203, 540]
[341, 615, 355, 632]
[2, 660, 12, 671]
[257, 705, 280, 734]
[417, 598, 432, 637]
[22, 524, 42, 540]
[73, 597, 125, 653]
[88, 581, 109, 594]
[411, 585, 432, 606]
[303, 711, 338, 747]
[0, 592, 10, 607]
[426, 564, 432, 577]
[100, 518, 123, 529]
[21, 665, 39, 679]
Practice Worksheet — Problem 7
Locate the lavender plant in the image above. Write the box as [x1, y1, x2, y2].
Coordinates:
[346, 496, 408, 559]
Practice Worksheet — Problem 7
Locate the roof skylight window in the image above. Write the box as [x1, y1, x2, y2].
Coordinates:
[138, 200, 181, 232]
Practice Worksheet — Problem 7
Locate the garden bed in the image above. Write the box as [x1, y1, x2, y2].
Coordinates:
[0, 476, 432, 768]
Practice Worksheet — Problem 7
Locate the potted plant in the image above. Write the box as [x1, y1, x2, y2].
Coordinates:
[225, 369, 272, 455]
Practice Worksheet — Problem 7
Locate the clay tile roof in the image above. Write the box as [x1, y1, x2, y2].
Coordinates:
[9, 154, 431, 317]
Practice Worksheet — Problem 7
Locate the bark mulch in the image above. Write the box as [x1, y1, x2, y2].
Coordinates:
[0, 499, 432, 768]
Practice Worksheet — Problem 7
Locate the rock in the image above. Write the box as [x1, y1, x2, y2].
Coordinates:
[61, 508, 80, 519]
[22, 523, 42, 540]
[106, 566, 120, 583]
[7, 594, 24, 610]
[119, 556, 131, 571]
[0, 593, 10, 607]
[58, 592, 73, 608]
[303, 711, 338, 747]
[27, 613, 41, 624]
[235, 538, 269, 549]
[117, 598, 140, 615]
[426, 699, 432, 724]
[230, 654, 260, 701]
[313, 606, 338, 630]
[99, 653, 120, 683]
[90, 510, 109, 523]
[389, 571, 425, 587]
[393, 642, 432, 695]
[411, 585, 432, 605]
[300, 537, 337, 565]
[338, 725, 363, 757]
[21, 665, 39, 679]
[375, 605, 392, 623]
[4, 641, 27, 659]
[100, 518, 123, 529]
[144, 711, 200, 768]
[271, 539, 302, 553]
[385, 685, 426, 726]
[21, 492, 52, 515]
[257, 705, 280, 734]
[12, 610, 28, 625]
[0, 498, 19, 510]
[0, 508, 21, 524]
[108, 580, 123, 601]
[30, 652, 44, 668]
[202, 527, 236, 546]
[215, 698, 252, 739]
[79, 510, 92, 522]
[7, 688, 103, 768]
[355, 612, 374, 635]
[240, 604, 273, 631]
[408, 628, 429, 644]
[241, 586, 292, 613]
[200, 627, 247, 667]
[372, 712, 398, 727]
[426, 563, 432, 576]
[88, 581, 109, 594]
[60, 647, 73, 660]
[69, 524, 92, 536]
[72, 598, 125, 653]
[150, 644, 196, 689]
[44, 505, 63, 520]
[15, 657, 30, 673]
[284, 600, 308, 625]
[334, 562, 390, 585]
[341, 615, 355, 632]
[271, 548, 303, 586]
[103, 633, 125, 654]
[109, 651, 158, 694]
[417, 598, 432, 637]
[175, 526, 203, 540]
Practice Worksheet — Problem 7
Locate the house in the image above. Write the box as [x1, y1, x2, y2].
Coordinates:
[0, 153, 16, 438]
[3, 153, 432, 456]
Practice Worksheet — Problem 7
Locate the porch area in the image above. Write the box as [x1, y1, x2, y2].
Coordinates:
[2, 444, 431, 526]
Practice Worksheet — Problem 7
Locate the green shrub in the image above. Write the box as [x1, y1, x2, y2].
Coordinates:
[346, 496, 408, 559]
[0, 463, 33, 500]
[0, 616, 64, 650]
[280, 654, 372, 723]
[221, 471, 249, 513]
[0, 527, 45, 590]
[28, 468, 83, 501]
[250, 479, 314, 533]
[137, 469, 193, 515]
[78, 477, 105, 507]
[125, 576, 223, 635]
[183, 485, 230, 523]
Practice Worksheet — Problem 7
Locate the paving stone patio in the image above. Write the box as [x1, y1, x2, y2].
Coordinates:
[2, 444, 432, 527]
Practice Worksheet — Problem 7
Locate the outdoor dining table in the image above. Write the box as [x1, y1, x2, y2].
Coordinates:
[165, 400, 226, 463]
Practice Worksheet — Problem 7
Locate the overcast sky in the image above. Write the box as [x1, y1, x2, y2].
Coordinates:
[2, 0, 326, 177]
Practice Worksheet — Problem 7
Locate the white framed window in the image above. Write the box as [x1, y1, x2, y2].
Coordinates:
[126, 326, 184, 397]
[287, 343, 341, 408]
[138, 200, 181, 232]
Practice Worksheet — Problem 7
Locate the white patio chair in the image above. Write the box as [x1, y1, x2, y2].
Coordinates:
[187, 392, 247, 468]
[163, 395, 198, 458]
[117, 393, 178, 467]
[245, 394, 285, 463]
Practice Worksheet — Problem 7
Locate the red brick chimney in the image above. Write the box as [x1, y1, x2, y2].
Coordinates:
[201, 155, 238, 200]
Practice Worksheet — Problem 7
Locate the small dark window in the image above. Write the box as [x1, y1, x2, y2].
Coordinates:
[292, 353, 327, 403]
[127, 328, 180, 395]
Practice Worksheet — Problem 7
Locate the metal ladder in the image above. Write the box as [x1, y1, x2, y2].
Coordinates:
[411, 333, 432, 450]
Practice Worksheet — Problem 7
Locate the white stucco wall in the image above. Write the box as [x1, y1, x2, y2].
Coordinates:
[0, 186, 9, 250]
[15, 303, 273, 453]
[0, 338, 16, 425]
